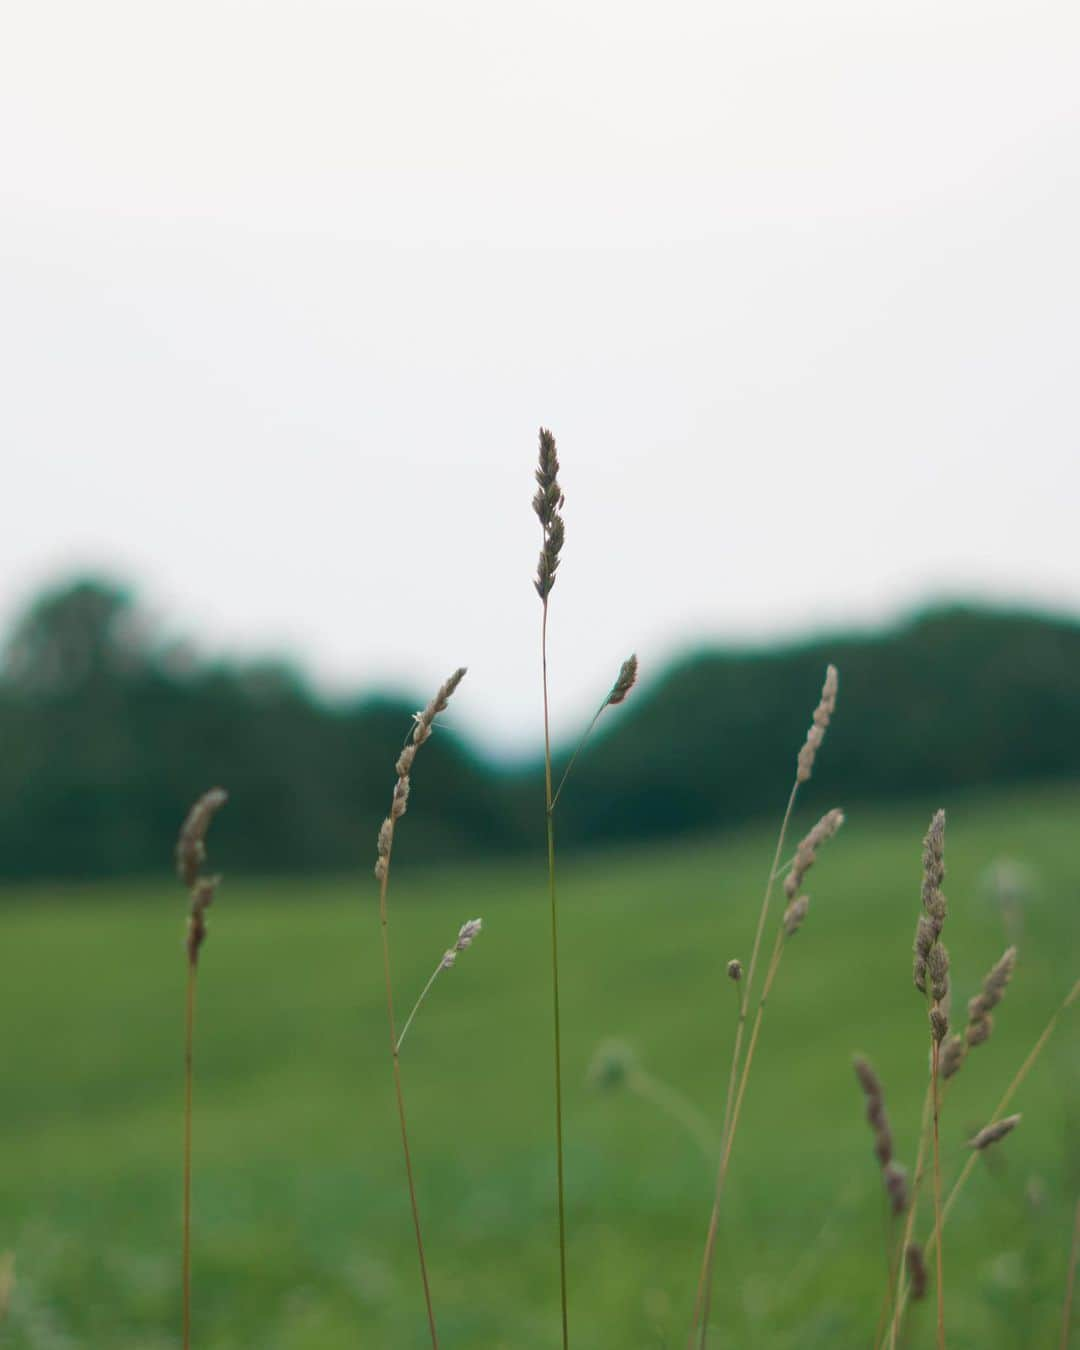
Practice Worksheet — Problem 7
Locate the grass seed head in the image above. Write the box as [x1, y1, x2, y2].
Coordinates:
[176, 787, 228, 966]
[375, 669, 467, 880]
[783, 894, 810, 937]
[441, 917, 483, 970]
[784, 808, 845, 901]
[796, 664, 839, 783]
[607, 654, 639, 707]
[727, 958, 742, 982]
[968, 1114, 1022, 1151]
[940, 1033, 966, 1080]
[176, 787, 228, 889]
[533, 427, 566, 601]
[906, 1244, 928, 1301]
[853, 1056, 905, 1207]
[928, 942, 950, 1004]
[965, 946, 1018, 1052]
[883, 1160, 908, 1216]
[965, 1013, 993, 1049]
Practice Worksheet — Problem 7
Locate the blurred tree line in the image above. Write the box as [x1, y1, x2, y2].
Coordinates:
[2, 576, 1079, 881]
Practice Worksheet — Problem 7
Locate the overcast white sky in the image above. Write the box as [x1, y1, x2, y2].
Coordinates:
[3, 0, 1079, 750]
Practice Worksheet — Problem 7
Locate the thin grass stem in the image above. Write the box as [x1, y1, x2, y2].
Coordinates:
[689, 782, 798, 1347]
[882, 1083, 933, 1350]
[377, 846, 439, 1348]
[182, 962, 195, 1350]
[931, 1041, 946, 1349]
[397, 962, 445, 1053]
[696, 924, 789, 1346]
[550, 706, 604, 812]
[542, 598, 571, 1350]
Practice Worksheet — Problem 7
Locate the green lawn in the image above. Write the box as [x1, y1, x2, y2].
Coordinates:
[3, 784, 1078, 1348]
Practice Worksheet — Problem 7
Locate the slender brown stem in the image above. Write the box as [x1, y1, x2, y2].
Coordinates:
[873, 1202, 898, 1350]
[542, 599, 570, 1350]
[888, 977, 1079, 1343]
[930, 1041, 945, 1350]
[378, 846, 438, 1348]
[695, 926, 788, 1347]
[550, 705, 604, 812]
[882, 1083, 933, 1350]
[1062, 1192, 1080, 1350]
[182, 961, 196, 1350]
[689, 783, 799, 1347]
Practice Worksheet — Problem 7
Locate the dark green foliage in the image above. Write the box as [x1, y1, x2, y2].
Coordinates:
[3, 576, 1080, 879]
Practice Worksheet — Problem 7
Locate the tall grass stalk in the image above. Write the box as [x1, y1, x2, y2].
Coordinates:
[690, 668, 838, 1346]
[532, 426, 570, 1346]
[373, 666, 467, 1350]
[175, 787, 228, 1350]
[532, 429, 637, 1347]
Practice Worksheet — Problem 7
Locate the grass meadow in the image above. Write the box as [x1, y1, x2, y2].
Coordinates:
[3, 783, 1078, 1348]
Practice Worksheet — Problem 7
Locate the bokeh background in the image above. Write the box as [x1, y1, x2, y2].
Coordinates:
[3, 2, 1079, 1346]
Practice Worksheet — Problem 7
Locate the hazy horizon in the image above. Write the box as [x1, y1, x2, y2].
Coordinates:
[5, 0, 1079, 749]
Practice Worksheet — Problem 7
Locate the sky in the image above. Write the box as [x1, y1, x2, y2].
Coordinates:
[3, 0, 1079, 750]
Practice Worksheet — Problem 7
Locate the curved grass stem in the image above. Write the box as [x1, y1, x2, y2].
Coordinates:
[377, 849, 438, 1348]
[689, 782, 799, 1347]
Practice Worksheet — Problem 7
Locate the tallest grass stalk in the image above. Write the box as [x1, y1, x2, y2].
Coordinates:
[533, 428, 570, 1349]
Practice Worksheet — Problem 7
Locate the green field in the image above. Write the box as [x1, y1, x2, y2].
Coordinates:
[3, 785, 1079, 1348]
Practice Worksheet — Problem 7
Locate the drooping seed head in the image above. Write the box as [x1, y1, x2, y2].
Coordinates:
[883, 1161, 908, 1216]
[796, 664, 839, 783]
[929, 1005, 949, 1043]
[968, 1114, 1022, 1151]
[853, 1055, 905, 1206]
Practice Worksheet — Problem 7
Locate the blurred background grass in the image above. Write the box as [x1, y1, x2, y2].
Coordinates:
[4, 783, 1077, 1348]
